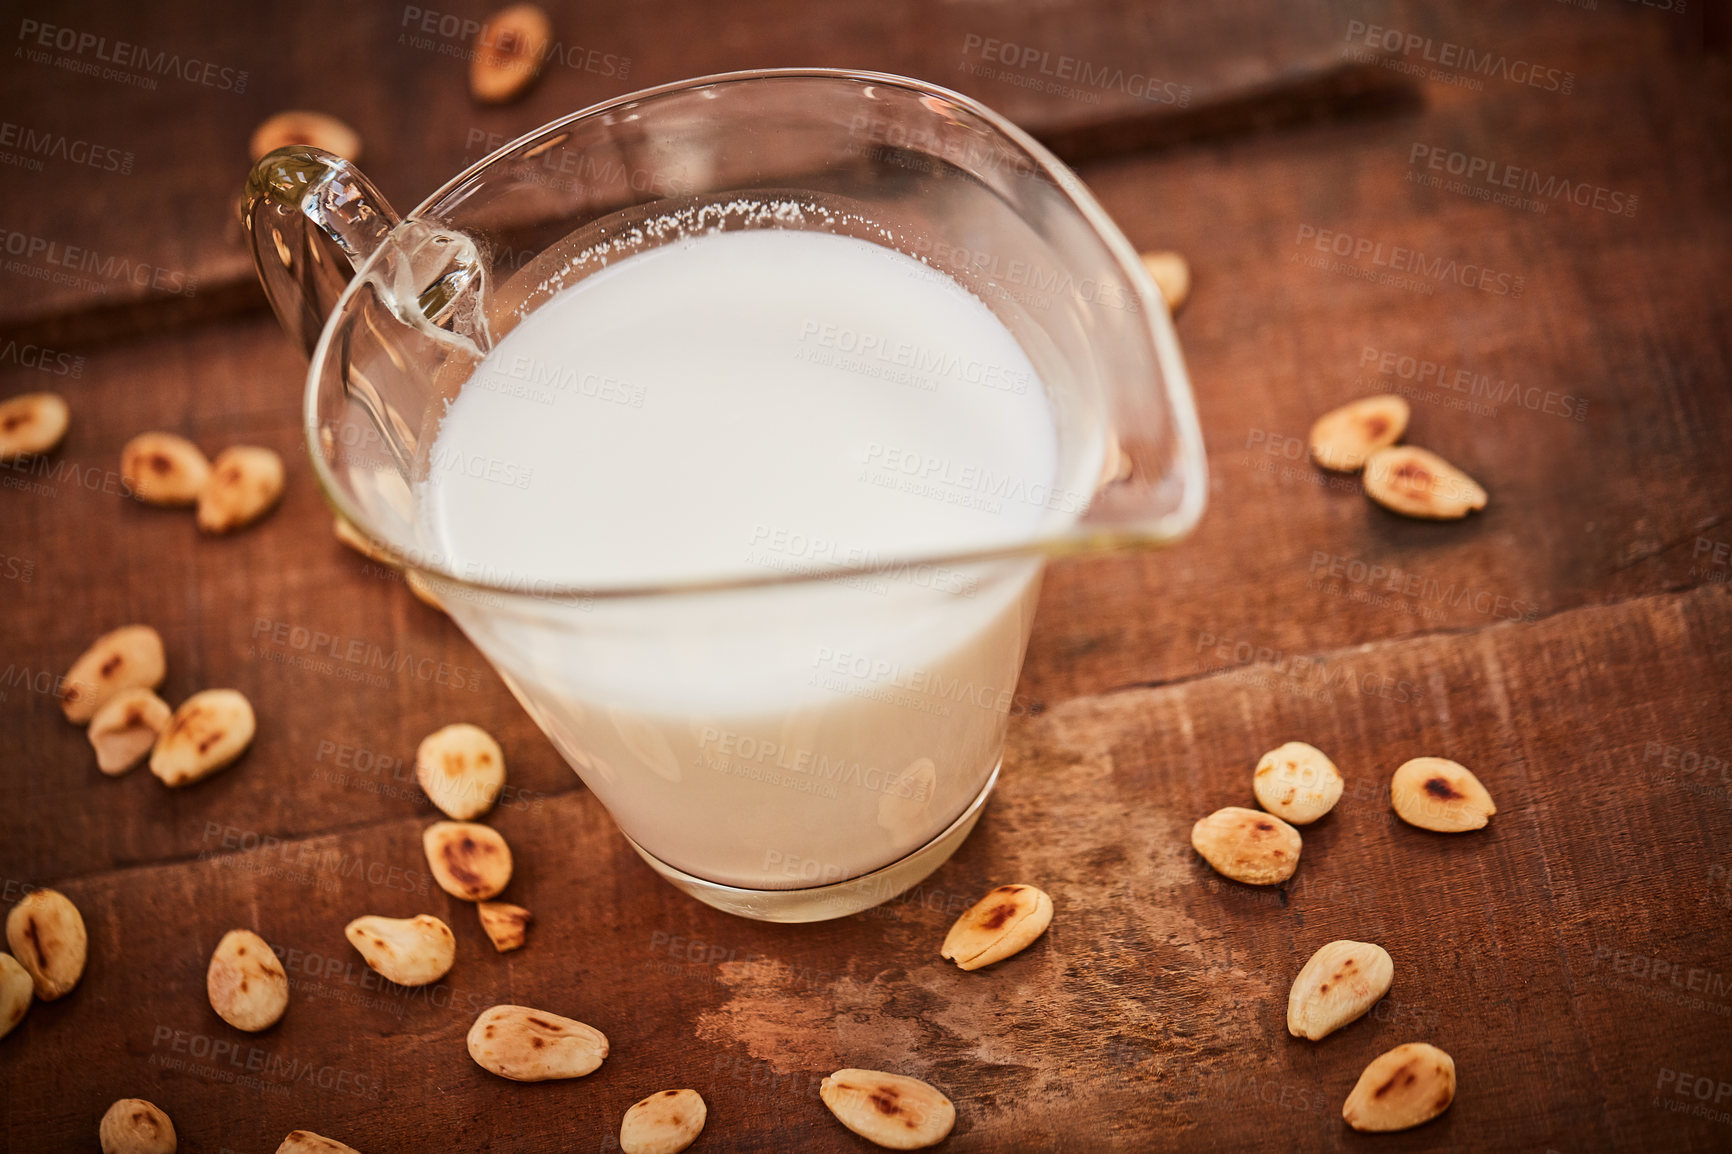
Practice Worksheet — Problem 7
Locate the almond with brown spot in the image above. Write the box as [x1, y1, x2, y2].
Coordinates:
[60, 624, 167, 724]
[416, 723, 506, 820]
[820, 1068, 955, 1149]
[467, 1004, 608, 1081]
[477, 901, 530, 952]
[1287, 940, 1394, 1040]
[1253, 741, 1343, 825]
[940, 883, 1053, 971]
[88, 688, 172, 775]
[1343, 1042, 1456, 1132]
[0, 392, 70, 462]
[469, 5, 553, 103]
[1308, 395, 1409, 472]
[423, 821, 513, 901]
[1191, 806, 1302, 885]
[0, 952, 32, 1039]
[275, 1132, 361, 1154]
[98, 1097, 176, 1154]
[1363, 445, 1487, 519]
[207, 928, 289, 1032]
[344, 914, 455, 987]
[5, 888, 86, 1000]
[619, 1088, 707, 1154]
[1391, 757, 1496, 832]
[250, 110, 362, 162]
[121, 432, 210, 507]
[149, 689, 256, 786]
[197, 446, 284, 534]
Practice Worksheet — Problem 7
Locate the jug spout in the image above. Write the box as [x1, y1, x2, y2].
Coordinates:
[243, 147, 400, 358]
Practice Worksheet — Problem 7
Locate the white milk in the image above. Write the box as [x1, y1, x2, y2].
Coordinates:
[419, 228, 1083, 889]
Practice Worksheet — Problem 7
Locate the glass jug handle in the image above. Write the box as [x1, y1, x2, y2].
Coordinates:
[242, 147, 400, 358]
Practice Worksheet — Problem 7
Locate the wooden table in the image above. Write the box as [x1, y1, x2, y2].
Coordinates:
[3, 2, 1729, 1150]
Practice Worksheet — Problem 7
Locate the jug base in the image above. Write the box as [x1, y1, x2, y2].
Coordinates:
[622, 760, 1001, 923]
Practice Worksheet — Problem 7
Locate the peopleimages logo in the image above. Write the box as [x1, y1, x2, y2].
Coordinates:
[1293, 225, 1525, 298]
[1342, 20, 1574, 94]
[16, 18, 249, 92]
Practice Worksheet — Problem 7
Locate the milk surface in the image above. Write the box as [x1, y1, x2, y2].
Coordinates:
[419, 228, 1080, 888]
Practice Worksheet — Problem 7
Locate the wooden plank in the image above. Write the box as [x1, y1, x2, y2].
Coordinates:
[2, 584, 1726, 1151]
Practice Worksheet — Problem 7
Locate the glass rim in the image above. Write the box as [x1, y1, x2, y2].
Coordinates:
[305, 66, 1207, 602]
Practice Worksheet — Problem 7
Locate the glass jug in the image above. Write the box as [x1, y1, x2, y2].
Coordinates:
[243, 69, 1206, 922]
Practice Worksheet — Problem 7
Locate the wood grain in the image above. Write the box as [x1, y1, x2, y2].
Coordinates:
[1, 0, 1729, 1149]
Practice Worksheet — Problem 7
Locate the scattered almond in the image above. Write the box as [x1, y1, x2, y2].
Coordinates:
[1096, 435, 1134, 489]
[470, 4, 554, 104]
[1140, 251, 1191, 312]
[344, 914, 455, 987]
[207, 928, 289, 1032]
[1308, 395, 1409, 472]
[121, 433, 210, 507]
[1391, 757, 1496, 832]
[0, 952, 32, 1039]
[98, 1098, 177, 1154]
[275, 1133, 361, 1154]
[820, 1069, 955, 1149]
[1287, 940, 1394, 1040]
[467, 1004, 608, 1081]
[619, 1088, 707, 1154]
[333, 515, 396, 566]
[61, 624, 167, 724]
[1253, 741, 1343, 825]
[423, 821, 513, 901]
[250, 110, 363, 163]
[1191, 806, 1302, 885]
[5, 888, 87, 1000]
[196, 446, 284, 534]
[416, 723, 506, 820]
[940, 884, 1053, 971]
[1343, 1042, 1456, 1132]
[88, 688, 172, 775]
[149, 689, 256, 786]
[477, 902, 530, 952]
[1363, 445, 1487, 519]
[0, 392, 70, 462]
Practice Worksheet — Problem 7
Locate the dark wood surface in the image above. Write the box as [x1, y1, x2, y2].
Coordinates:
[3, 1, 1730, 1151]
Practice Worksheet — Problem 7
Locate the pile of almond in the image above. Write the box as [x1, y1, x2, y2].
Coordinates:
[1308, 395, 1488, 520]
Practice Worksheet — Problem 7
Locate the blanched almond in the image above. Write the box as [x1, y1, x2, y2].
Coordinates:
[470, 5, 553, 104]
[0, 392, 70, 462]
[0, 952, 32, 1039]
[344, 914, 454, 987]
[1391, 757, 1496, 832]
[940, 884, 1053, 971]
[88, 688, 172, 775]
[98, 1098, 176, 1154]
[1287, 940, 1393, 1040]
[1309, 395, 1408, 472]
[149, 689, 256, 786]
[250, 110, 362, 163]
[5, 888, 87, 1000]
[1253, 741, 1343, 825]
[820, 1069, 955, 1149]
[423, 821, 512, 901]
[619, 1088, 707, 1154]
[1191, 806, 1301, 885]
[61, 624, 166, 724]
[1343, 1042, 1456, 1132]
[207, 928, 289, 1032]
[477, 902, 530, 952]
[1362, 445, 1487, 519]
[275, 1132, 361, 1154]
[121, 432, 210, 507]
[467, 1004, 608, 1081]
[196, 446, 284, 534]
[416, 723, 506, 820]
[1140, 250, 1191, 312]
